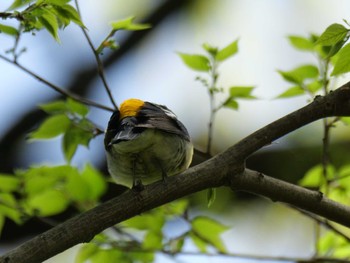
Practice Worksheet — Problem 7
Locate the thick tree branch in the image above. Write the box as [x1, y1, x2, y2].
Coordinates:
[2, 82, 350, 263]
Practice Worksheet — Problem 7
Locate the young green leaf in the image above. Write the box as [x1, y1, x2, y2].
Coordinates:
[164, 199, 189, 216]
[288, 35, 315, 51]
[190, 232, 207, 252]
[26, 189, 69, 216]
[53, 4, 85, 27]
[143, 231, 163, 250]
[80, 164, 107, 201]
[75, 243, 99, 263]
[39, 100, 67, 114]
[65, 171, 90, 202]
[21, 165, 73, 196]
[223, 99, 238, 110]
[191, 216, 228, 253]
[316, 23, 349, 46]
[299, 164, 335, 187]
[0, 193, 22, 223]
[62, 122, 94, 162]
[7, 0, 35, 10]
[36, 0, 70, 5]
[0, 24, 19, 36]
[207, 188, 216, 207]
[178, 53, 211, 71]
[0, 175, 20, 192]
[229, 86, 255, 98]
[110, 16, 150, 31]
[278, 65, 319, 84]
[215, 39, 239, 62]
[66, 98, 89, 117]
[277, 86, 305, 98]
[202, 43, 218, 56]
[0, 215, 4, 237]
[29, 114, 70, 140]
[331, 43, 350, 75]
[306, 80, 323, 93]
[38, 12, 60, 42]
[123, 211, 165, 232]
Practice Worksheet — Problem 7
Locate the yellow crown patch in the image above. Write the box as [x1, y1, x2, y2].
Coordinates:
[119, 98, 145, 119]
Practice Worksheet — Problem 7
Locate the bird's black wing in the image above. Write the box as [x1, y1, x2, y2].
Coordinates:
[136, 102, 190, 141]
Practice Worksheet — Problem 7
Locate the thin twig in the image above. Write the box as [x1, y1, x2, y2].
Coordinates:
[74, 0, 118, 109]
[0, 54, 114, 112]
[288, 204, 350, 242]
[206, 57, 218, 154]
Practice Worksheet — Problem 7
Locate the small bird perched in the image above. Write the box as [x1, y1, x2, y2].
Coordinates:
[104, 98, 193, 189]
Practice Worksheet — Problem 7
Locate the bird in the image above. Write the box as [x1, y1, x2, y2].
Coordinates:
[104, 98, 193, 189]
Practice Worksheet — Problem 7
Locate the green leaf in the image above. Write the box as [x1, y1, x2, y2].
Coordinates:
[110, 16, 150, 31]
[0, 175, 20, 192]
[332, 43, 350, 75]
[26, 189, 69, 216]
[0, 24, 19, 36]
[207, 188, 216, 207]
[21, 165, 73, 196]
[163, 199, 188, 216]
[306, 80, 323, 93]
[0, 193, 22, 223]
[215, 39, 239, 62]
[190, 232, 208, 252]
[202, 43, 218, 56]
[7, 0, 34, 10]
[123, 211, 165, 232]
[341, 117, 350, 125]
[278, 65, 319, 84]
[223, 99, 238, 110]
[299, 164, 335, 187]
[178, 53, 211, 71]
[0, 215, 4, 236]
[38, 11, 60, 42]
[62, 121, 94, 162]
[337, 165, 350, 187]
[277, 86, 305, 98]
[80, 164, 106, 201]
[76, 243, 99, 263]
[53, 4, 85, 27]
[288, 35, 315, 51]
[228, 86, 256, 98]
[65, 170, 89, 202]
[191, 216, 228, 253]
[39, 100, 66, 114]
[318, 231, 348, 255]
[143, 231, 163, 250]
[66, 98, 89, 117]
[316, 23, 349, 46]
[29, 114, 70, 140]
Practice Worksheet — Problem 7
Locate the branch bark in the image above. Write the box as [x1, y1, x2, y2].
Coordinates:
[2, 82, 350, 263]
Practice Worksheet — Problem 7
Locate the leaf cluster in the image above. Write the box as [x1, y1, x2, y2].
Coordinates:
[178, 40, 255, 111]
[277, 22, 350, 99]
[299, 164, 350, 256]
[96, 16, 150, 54]
[29, 98, 102, 162]
[76, 200, 229, 263]
[0, 0, 84, 42]
[0, 164, 106, 236]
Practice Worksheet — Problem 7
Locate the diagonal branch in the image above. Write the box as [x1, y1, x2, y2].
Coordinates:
[0, 54, 115, 112]
[2, 82, 350, 263]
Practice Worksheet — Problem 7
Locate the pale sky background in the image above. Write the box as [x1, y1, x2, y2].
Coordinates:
[1, 0, 350, 262]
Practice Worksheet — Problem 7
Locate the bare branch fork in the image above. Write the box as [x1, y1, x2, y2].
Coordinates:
[2, 82, 350, 263]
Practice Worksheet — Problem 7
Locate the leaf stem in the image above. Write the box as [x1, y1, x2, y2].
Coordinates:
[74, 0, 118, 110]
[206, 57, 218, 155]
